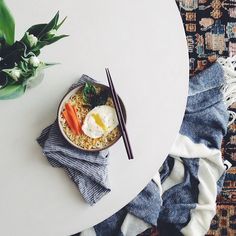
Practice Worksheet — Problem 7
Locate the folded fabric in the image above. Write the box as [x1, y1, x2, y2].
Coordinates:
[37, 75, 111, 206]
[78, 59, 236, 236]
[80, 181, 162, 236]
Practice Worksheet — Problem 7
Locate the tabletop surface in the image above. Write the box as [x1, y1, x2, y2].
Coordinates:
[0, 0, 188, 235]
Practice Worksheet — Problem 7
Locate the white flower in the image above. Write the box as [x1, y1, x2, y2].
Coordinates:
[47, 29, 57, 37]
[26, 32, 38, 47]
[3, 67, 22, 81]
[12, 68, 21, 80]
[29, 56, 40, 67]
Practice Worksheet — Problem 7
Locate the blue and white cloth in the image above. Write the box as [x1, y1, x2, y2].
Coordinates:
[37, 75, 111, 206]
[79, 58, 236, 236]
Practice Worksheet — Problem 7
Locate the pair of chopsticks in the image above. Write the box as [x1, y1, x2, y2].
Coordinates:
[105, 68, 134, 160]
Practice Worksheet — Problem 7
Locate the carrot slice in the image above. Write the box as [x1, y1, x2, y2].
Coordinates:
[65, 103, 79, 134]
[72, 106, 83, 134]
[62, 110, 77, 134]
[72, 105, 78, 115]
[65, 103, 83, 135]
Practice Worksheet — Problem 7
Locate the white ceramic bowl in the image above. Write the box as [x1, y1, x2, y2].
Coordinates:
[57, 83, 126, 151]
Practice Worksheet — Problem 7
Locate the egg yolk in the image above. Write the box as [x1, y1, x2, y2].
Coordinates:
[92, 113, 107, 131]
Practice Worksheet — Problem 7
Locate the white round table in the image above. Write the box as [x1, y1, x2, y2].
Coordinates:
[0, 1, 188, 235]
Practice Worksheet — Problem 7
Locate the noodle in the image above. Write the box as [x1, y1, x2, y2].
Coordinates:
[60, 86, 120, 150]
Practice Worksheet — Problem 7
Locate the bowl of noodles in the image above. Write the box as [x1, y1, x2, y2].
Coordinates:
[57, 82, 126, 152]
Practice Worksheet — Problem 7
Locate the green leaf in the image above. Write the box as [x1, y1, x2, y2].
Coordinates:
[83, 82, 97, 106]
[55, 16, 67, 30]
[0, 36, 7, 56]
[31, 41, 48, 51]
[82, 83, 109, 108]
[45, 34, 69, 45]
[0, 0, 15, 45]
[0, 72, 8, 87]
[37, 11, 59, 39]
[44, 62, 59, 67]
[18, 60, 27, 72]
[21, 70, 34, 80]
[25, 24, 47, 38]
[31, 34, 68, 51]
[33, 49, 40, 56]
[21, 12, 60, 42]
[0, 41, 25, 68]
[0, 84, 25, 99]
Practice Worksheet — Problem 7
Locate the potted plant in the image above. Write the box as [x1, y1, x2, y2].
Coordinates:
[0, 0, 68, 99]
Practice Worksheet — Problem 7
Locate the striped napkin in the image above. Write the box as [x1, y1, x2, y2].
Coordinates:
[37, 75, 111, 206]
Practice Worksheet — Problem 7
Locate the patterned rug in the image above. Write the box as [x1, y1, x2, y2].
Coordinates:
[176, 0, 236, 76]
[177, 1, 236, 235]
[206, 121, 236, 236]
[206, 168, 236, 236]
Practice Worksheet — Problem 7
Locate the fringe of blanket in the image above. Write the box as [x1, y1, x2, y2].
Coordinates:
[218, 56, 236, 126]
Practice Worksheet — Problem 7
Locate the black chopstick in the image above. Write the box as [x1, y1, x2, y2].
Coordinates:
[105, 68, 134, 160]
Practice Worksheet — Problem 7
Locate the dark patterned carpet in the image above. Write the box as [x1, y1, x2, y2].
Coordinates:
[176, 0, 236, 76]
[177, 1, 236, 235]
[207, 121, 236, 236]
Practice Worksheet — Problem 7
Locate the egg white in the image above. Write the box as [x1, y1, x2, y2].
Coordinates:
[82, 105, 118, 139]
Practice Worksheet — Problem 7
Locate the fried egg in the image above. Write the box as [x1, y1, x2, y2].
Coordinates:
[82, 105, 118, 138]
